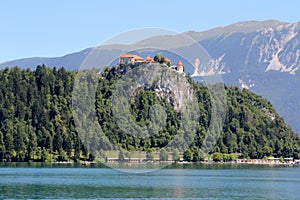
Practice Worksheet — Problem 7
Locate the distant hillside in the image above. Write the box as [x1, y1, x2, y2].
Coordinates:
[0, 48, 92, 70]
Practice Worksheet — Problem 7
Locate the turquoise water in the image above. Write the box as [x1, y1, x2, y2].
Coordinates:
[0, 163, 299, 199]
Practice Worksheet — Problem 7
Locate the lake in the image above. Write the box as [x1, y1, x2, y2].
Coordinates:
[0, 163, 299, 199]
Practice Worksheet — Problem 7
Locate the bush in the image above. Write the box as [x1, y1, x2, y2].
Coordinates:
[212, 152, 223, 162]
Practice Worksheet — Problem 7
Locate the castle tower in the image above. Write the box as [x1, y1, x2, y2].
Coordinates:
[177, 60, 184, 73]
[145, 55, 154, 62]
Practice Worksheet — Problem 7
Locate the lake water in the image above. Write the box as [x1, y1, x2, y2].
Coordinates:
[0, 163, 299, 199]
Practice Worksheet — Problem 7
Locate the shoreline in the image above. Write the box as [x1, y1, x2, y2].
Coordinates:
[1, 160, 299, 167]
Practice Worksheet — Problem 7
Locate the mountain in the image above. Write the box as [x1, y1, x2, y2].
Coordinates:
[0, 48, 92, 71]
[1, 20, 300, 133]
[194, 20, 300, 133]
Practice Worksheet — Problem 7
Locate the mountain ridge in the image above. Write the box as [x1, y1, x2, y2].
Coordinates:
[0, 20, 294, 69]
[0, 48, 92, 70]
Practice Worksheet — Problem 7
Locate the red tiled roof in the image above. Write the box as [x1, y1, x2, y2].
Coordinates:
[118, 54, 144, 60]
[177, 60, 183, 66]
[118, 53, 134, 58]
[164, 57, 171, 62]
[145, 55, 154, 62]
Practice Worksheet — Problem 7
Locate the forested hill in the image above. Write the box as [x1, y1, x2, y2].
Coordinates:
[0, 65, 299, 162]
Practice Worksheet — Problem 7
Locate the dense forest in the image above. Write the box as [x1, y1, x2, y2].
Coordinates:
[0, 65, 299, 162]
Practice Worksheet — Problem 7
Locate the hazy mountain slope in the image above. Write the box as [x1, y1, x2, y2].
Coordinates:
[0, 48, 92, 70]
[197, 21, 300, 75]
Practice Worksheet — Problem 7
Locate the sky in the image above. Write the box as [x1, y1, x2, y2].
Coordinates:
[0, 0, 299, 63]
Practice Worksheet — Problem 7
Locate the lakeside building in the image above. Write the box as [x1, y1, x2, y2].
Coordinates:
[105, 157, 172, 163]
[267, 157, 280, 164]
[103, 155, 300, 165]
[284, 157, 294, 164]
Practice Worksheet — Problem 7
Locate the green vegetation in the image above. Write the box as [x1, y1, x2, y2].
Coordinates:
[211, 152, 237, 162]
[153, 55, 165, 63]
[0, 65, 299, 162]
[0, 66, 83, 162]
[95, 65, 300, 160]
[159, 149, 169, 161]
[153, 55, 171, 67]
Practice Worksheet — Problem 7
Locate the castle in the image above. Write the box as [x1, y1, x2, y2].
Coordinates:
[118, 53, 184, 74]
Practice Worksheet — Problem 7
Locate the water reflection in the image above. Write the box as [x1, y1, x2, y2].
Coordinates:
[0, 163, 299, 199]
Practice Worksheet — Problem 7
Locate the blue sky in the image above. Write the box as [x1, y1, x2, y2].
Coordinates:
[0, 0, 299, 63]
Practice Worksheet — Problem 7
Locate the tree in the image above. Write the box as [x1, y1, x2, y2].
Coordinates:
[74, 136, 81, 161]
[229, 154, 237, 161]
[27, 126, 37, 161]
[279, 156, 284, 163]
[0, 131, 5, 161]
[153, 55, 161, 63]
[41, 148, 51, 162]
[53, 132, 63, 153]
[172, 149, 180, 162]
[193, 149, 205, 162]
[118, 149, 125, 162]
[183, 149, 193, 162]
[159, 148, 168, 161]
[3, 121, 14, 161]
[146, 149, 154, 161]
[212, 152, 223, 162]
[223, 154, 230, 162]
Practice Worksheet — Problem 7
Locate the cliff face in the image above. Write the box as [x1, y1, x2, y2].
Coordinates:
[113, 63, 194, 112]
[195, 22, 300, 76]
